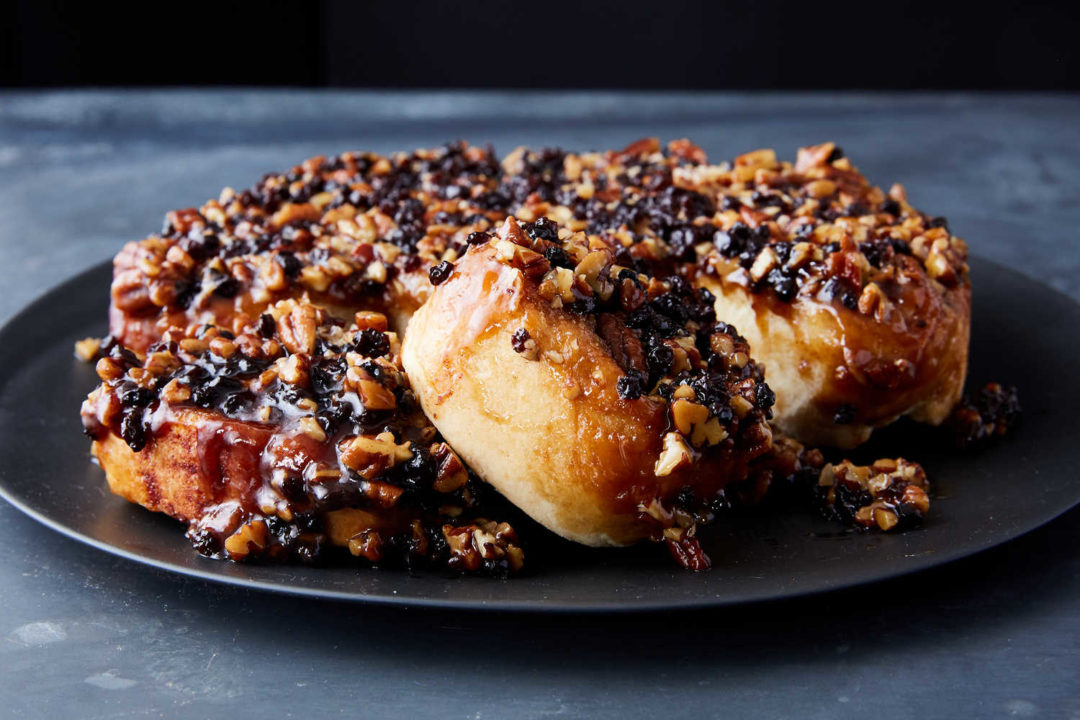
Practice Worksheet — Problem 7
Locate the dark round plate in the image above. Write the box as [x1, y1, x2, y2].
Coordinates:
[0, 256, 1076, 612]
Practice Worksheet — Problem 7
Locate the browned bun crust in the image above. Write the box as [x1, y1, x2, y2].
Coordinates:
[697, 262, 970, 447]
[90, 405, 269, 522]
[82, 301, 524, 573]
[402, 222, 773, 548]
[90, 417, 428, 557]
[106, 143, 509, 355]
[90, 411, 425, 555]
[403, 245, 662, 545]
[669, 142, 973, 447]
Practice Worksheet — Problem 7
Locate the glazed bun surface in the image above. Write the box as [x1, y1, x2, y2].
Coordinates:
[107, 143, 509, 354]
[683, 143, 971, 446]
[82, 300, 524, 574]
[698, 263, 969, 447]
[403, 218, 774, 550]
[106, 138, 971, 449]
[496, 139, 971, 447]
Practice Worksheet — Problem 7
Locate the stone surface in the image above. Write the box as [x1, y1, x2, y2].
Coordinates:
[1, 91, 1078, 719]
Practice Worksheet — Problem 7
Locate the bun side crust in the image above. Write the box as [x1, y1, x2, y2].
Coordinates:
[91, 406, 271, 522]
[83, 300, 526, 573]
[403, 244, 756, 546]
[698, 268, 970, 448]
[93, 423, 419, 554]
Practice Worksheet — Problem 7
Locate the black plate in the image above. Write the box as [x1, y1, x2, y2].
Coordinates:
[0, 257, 1076, 612]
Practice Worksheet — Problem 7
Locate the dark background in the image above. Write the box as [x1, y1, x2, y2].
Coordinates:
[3, 0, 1078, 90]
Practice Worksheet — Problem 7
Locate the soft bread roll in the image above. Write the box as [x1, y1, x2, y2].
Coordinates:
[403, 218, 774, 558]
[82, 300, 523, 574]
[500, 138, 970, 447]
[90, 404, 270, 522]
[696, 263, 969, 447]
[686, 143, 971, 446]
[108, 142, 507, 354]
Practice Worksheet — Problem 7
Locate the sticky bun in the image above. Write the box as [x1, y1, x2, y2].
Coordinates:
[82, 300, 523, 574]
[402, 217, 776, 555]
[82, 138, 967, 574]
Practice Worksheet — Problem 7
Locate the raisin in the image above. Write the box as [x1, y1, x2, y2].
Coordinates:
[524, 217, 559, 242]
[258, 313, 276, 338]
[120, 386, 155, 408]
[928, 216, 950, 232]
[543, 245, 572, 268]
[213, 278, 239, 299]
[510, 328, 531, 353]
[616, 371, 645, 400]
[276, 252, 302, 277]
[353, 328, 390, 358]
[120, 412, 147, 452]
[428, 260, 454, 286]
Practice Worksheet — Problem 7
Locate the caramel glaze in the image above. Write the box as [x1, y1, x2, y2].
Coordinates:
[89, 405, 427, 559]
[82, 305, 523, 574]
[109, 234, 417, 351]
[108, 138, 972, 454]
[503, 138, 972, 446]
[402, 224, 774, 555]
[696, 250, 970, 447]
[108, 142, 508, 355]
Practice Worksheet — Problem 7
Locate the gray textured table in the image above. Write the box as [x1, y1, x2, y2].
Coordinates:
[1, 91, 1078, 719]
